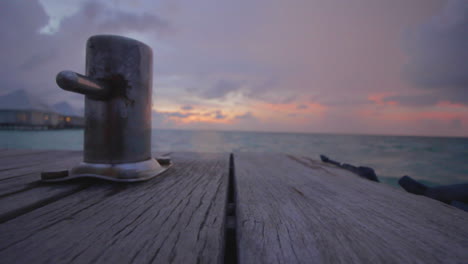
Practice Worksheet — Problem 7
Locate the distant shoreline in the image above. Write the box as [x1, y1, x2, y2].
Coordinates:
[0, 125, 84, 131]
[1, 127, 466, 139]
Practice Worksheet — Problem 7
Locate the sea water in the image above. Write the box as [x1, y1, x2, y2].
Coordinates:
[0, 129, 466, 188]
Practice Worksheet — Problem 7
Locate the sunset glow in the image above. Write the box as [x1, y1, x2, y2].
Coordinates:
[1, 0, 466, 137]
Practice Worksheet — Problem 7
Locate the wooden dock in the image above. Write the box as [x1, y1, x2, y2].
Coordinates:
[0, 149, 467, 263]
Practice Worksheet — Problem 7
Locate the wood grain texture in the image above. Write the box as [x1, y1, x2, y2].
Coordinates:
[0, 149, 50, 159]
[0, 150, 88, 223]
[234, 153, 468, 264]
[0, 150, 80, 181]
[0, 152, 229, 264]
[0, 149, 72, 171]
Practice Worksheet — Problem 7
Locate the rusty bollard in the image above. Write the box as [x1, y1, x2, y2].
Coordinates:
[42, 35, 170, 182]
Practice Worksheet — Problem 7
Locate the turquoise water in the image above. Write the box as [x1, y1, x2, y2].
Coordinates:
[0, 129, 467, 187]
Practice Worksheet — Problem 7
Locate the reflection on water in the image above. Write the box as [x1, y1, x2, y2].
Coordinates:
[0, 129, 467, 187]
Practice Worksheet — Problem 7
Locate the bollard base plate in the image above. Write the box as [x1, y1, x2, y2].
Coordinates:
[41, 157, 171, 182]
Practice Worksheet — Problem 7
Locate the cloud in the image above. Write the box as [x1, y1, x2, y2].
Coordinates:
[19, 48, 57, 71]
[382, 88, 467, 107]
[153, 109, 230, 125]
[152, 110, 176, 128]
[2, 0, 466, 136]
[166, 112, 193, 118]
[80, 1, 170, 34]
[235, 112, 254, 119]
[180, 105, 193, 110]
[0, 0, 170, 110]
[450, 118, 462, 129]
[213, 110, 226, 119]
[383, 94, 437, 107]
[296, 104, 308, 110]
[403, 0, 468, 104]
[200, 79, 243, 99]
[0, 1, 50, 97]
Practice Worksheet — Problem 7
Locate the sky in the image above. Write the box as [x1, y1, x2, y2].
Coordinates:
[0, 0, 467, 137]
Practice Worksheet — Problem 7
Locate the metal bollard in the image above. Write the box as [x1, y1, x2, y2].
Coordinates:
[42, 35, 170, 182]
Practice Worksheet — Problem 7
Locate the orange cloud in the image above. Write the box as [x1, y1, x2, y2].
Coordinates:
[360, 107, 468, 124]
[368, 93, 397, 106]
[436, 101, 468, 109]
[172, 114, 232, 124]
[161, 110, 230, 124]
[258, 102, 327, 115]
[389, 112, 465, 122]
[155, 104, 257, 125]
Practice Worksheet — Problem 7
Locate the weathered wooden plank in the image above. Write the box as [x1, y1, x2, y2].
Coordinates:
[0, 149, 59, 167]
[234, 153, 468, 264]
[0, 149, 50, 159]
[0, 152, 229, 264]
[0, 151, 80, 184]
[0, 151, 88, 223]
[0, 151, 82, 196]
[0, 150, 80, 176]
[0, 181, 89, 224]
[0, 150, 167, 182]
[0, 151, 171, 222]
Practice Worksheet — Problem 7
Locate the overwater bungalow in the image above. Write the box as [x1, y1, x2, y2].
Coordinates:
[0, 90, 84, 129]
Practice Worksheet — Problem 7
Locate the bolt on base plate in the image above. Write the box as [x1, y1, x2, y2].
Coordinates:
[41, 157, 171, 182]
